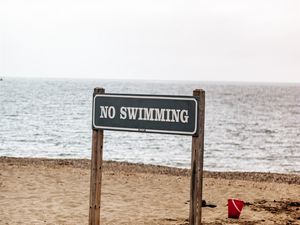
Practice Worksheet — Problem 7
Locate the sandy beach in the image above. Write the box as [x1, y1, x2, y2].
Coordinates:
[0, 157, 299, 225]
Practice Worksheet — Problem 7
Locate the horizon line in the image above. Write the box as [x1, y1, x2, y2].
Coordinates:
[2, 75, 300, 85]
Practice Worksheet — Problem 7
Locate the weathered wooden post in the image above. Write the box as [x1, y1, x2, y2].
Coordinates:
[189, 89, 205, 225]
[89, 87, 105, 225]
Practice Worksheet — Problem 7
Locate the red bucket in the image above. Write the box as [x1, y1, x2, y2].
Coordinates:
[228, 199, 244, 219]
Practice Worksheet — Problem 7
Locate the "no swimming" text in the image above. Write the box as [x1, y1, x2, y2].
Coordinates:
[99, 106, 189, 124]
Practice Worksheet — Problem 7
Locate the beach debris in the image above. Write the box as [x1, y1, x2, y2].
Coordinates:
[248, 199, 300, 223]
[202, 200, 217, 208]
[244, 201, 253, 206]
[288, 202, 300, 207]
[184, 199, 217, 207]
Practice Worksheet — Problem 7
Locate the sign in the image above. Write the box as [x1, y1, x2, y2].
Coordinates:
[93, 94, 198, 135]
[89, 88, 205, 225]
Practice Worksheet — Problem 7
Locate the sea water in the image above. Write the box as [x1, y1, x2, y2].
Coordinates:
[0, 78, 299, 173]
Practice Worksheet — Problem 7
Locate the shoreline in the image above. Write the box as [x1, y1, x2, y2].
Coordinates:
[1, 156, 299, 184]
[1, 156, 299, 224]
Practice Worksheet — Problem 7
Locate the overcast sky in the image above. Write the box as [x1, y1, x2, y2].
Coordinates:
[1, 0, 299, 82]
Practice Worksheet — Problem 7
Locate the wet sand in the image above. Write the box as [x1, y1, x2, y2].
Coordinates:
[0, 157, 299, 225]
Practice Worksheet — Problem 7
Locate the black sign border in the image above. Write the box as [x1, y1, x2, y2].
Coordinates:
[92, 93, 199, 135]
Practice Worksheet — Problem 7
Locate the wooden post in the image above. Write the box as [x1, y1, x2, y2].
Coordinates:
[89, 87, 105, 225]
[189, 89, 205, 225]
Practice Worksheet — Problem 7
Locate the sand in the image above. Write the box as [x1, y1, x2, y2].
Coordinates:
[0, 157, 299, 225]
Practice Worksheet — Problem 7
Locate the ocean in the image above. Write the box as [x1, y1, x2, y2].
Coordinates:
[0, 77, 299, 173]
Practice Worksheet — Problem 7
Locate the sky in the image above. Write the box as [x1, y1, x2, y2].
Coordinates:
[1, 0, 300, 83]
